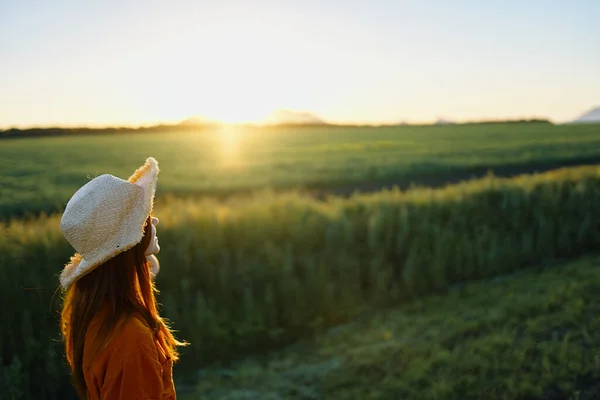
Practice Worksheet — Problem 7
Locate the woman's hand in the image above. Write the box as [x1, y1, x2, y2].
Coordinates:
[146, 254, 160, 279]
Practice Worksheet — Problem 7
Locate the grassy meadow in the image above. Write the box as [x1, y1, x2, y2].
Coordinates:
[2, 122, 600, 219]
[183, 253, 600, 400]
[3, 122, 600, 399]
[4, 159, 600, 399]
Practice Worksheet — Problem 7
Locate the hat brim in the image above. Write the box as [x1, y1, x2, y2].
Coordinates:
[59, 157, 159, 290]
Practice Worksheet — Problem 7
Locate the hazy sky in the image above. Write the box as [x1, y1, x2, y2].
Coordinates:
[1, 0, 598, 128]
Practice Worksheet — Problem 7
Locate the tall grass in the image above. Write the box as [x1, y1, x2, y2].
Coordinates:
[3, 165, 600, 398]
[155, 165, 600, 366]
[1, 214, 76, 399]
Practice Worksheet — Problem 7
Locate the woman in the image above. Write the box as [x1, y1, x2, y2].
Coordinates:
[59, 157, 187, 399]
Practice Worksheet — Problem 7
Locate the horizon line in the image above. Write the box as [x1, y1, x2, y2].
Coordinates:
[1, 109, 584, 131]
[0, 117, 565, 132]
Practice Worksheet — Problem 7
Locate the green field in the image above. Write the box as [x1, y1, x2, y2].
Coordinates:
[181, 253, 600, 400]
[2, 122, 600, 220]
[5, 161, 600, 399]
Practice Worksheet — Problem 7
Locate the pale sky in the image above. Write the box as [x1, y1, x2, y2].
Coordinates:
[1, 0, 599, 128]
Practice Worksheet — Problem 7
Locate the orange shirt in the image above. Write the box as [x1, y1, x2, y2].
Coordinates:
[82, 311, 176, 400]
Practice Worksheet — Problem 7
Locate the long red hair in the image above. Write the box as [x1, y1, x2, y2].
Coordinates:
[60, 215, 186, 399]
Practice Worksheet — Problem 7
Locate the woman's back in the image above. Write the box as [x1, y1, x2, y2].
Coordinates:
[83, 309, 176, 400]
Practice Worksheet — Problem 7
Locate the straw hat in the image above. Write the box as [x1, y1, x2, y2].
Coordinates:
[59, 157, 159, 290]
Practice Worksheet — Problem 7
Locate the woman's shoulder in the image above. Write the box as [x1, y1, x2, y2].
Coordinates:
[117, 314, 153, 337]
[86, 312, 158, 362]
[112, 314, 157, 354]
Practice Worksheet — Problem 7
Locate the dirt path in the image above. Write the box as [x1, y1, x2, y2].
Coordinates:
[308, 155, 600, 199]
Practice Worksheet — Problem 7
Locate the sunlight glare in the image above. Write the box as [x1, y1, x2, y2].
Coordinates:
[217, 124, 243, 168]
[147, 14, 321, 126]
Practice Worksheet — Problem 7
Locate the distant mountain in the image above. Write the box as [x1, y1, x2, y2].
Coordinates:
[572, 107, 600, 123]
[180, 115, 221, 126]
[179, 110, 328, 127]
[264, 109, 327, 126]
[435, 117, 455, 125]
